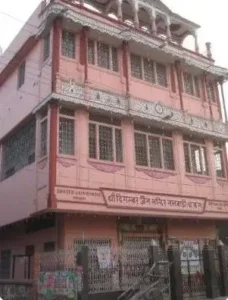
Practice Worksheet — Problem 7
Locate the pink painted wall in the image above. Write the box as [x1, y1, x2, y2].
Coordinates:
[0, 225, 57, 279]
[0, 2, 52, 226]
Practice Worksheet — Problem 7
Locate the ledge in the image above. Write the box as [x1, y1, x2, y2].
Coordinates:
[38, 2, 228, 79]
[39, 81, 228, 141]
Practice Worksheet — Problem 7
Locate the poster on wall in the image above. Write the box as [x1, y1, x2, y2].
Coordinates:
[38, 270, 82, 299]
[97, 246, 111, 269]
[180, 240, 201, 275]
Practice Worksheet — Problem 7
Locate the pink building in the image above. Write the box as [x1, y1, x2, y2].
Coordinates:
[1, 0, 228, 296]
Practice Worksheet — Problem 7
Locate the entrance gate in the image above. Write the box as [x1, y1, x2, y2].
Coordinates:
[179, 240, 206, 299]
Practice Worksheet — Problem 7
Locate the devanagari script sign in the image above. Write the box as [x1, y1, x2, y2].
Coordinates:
[102, 189, 206, 214]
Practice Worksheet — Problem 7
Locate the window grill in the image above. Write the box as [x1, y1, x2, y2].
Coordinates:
[43, 32, 50, 61]
[40, 119, 47, 158]
[183, 138, 208, 175]
[59, 107, 75, 155]
[0, 250, 11, 279]
[89, 117, 123, 163]
[206, 80, 216, 103]
[134, 128, 174, 170]
[18, 61, 26, 88]
[214, 142, 225, 178]
[183, 72, 200, 97]
[1, 120, 36, 180]
[131, 54, 167, 87]
[61, 30, 76, 58]
[88, 40, 119, 72]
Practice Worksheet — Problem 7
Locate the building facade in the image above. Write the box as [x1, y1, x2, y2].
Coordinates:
[1, 0, 228, 290]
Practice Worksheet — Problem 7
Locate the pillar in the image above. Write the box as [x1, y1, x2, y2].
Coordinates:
[193, 31, 199, 53]
[117, 0, 122, 20]
[151, 9, 157, 35]
[167, 245, 183, 300]
[148, 240, 160, 276]
[218, 243, 228, 296]
[219, 80, 228, 122]
[165, 16, 171, 40]
[76, 109, 89, 184]
[52, 18, 62, 93]
[133, 0, 139, 27]
[48, 102, 58, 208]
[81, 246, 89, 300]
[203, 244, 219, 299]
[122, 118, 135, 188]
[174, 61, 184, 111]
[206, 42, 213, 60]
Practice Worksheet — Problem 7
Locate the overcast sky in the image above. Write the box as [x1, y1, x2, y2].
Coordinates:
[0, 0, 228, 105]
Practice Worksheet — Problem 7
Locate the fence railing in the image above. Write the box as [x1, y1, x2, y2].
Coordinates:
[14, 240, 228, 300]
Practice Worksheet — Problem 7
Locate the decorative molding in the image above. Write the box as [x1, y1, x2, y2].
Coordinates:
[136, 167, 175, 179]
[37, 158, 48, 170]
[48, 81, 228, 140]
[217, 179, 228, 187]
[38, 3, 228, 79]
[89, 161, 124, 173]
[57, 157, 77, 168]
[186, 175, 210, 184]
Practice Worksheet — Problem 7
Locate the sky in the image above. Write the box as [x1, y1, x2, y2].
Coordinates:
[0, 0, 228, 102]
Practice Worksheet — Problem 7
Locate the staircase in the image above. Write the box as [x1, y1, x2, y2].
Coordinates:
[118, 261, 171, 300]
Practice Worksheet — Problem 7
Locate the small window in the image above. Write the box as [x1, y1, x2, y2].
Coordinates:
[184, 139, 208, 175]
[214, 142, 225, 178]
[0, 250, 11, 279]
[89, 117, 123, 162]
[206, 80, 216, 103]
[62, 30, 76, 58]
[43, 33, 50, 61]
[130, 54, 167, 87]
[18, 61, 26, 88]
[44, 241, 55, 252]
[40, 118, 47, 158]
[183, 72, 200, 97]
[88, 40, 118, 72]
[59, 107, 75, 155]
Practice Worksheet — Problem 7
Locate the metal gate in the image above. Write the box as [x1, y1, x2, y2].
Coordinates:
[179, 240, 206, 299]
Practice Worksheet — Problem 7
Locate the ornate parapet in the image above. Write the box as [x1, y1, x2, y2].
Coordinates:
[38, 2, 228, 79]
[34, 80, 228, 140]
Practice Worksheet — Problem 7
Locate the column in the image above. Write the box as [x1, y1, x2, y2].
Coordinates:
[76, 109, 89, 184]
[122, 118, 135, 188]
[79, 27, 89, 83]
[52, 18, 62, 93]
[206, 42, 213, 60]
[165, 16, 171, 40]
[81, 246, 89, 300]
[167, 245, 183, 300]
[133, 0, 139, 27]
[218, 243, 228, 296]
[206, 139, 216, 199]
[193, 31, 199, 53]
[219, 80, 228, 122]
[151, 9, 157, 35]
[48, 102, 58, 208]
[203, 244, 220, 298]
[122, 41, 130, 96]
[117, 0, 122, 20]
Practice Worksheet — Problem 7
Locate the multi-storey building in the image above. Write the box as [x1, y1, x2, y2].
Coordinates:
[1, 0, 228, 288]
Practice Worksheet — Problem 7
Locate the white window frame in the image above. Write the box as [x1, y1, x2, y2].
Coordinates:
[89, 121, 123, 163]
[134, 129, 174, 170]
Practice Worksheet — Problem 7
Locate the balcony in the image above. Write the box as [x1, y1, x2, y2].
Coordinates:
[39, 0, 228, 80]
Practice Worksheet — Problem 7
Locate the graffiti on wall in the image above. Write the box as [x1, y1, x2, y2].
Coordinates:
[38, 270, 82, 299]
[0, 284, 31, 300]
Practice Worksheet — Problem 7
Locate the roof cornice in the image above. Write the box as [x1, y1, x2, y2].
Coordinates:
[38, 3, 228, 79]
